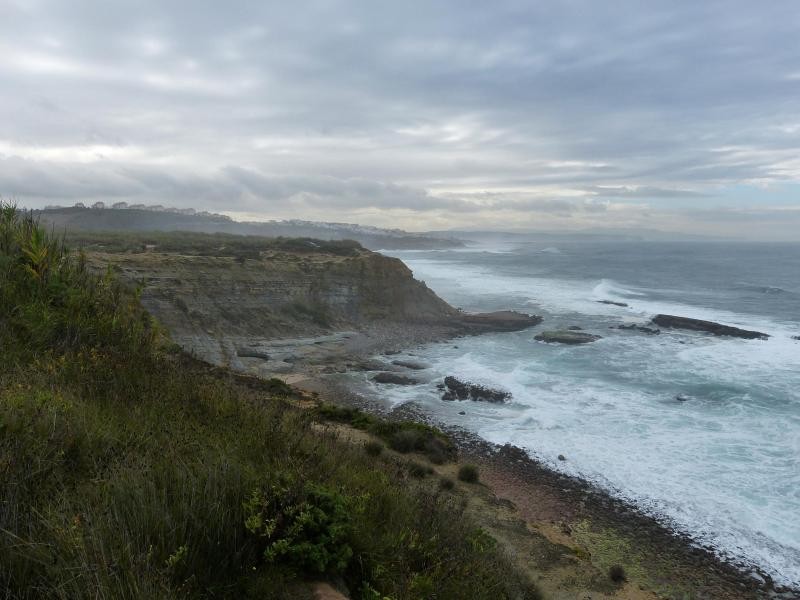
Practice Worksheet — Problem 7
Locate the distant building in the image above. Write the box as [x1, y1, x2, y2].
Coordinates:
[128, 204, 147, 210]
[91, 201, 105, 209]
[73, 202, 86, 208]
[111, 202, 128, 209]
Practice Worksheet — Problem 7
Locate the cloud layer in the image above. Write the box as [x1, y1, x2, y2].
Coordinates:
[1, 1, 799, 238]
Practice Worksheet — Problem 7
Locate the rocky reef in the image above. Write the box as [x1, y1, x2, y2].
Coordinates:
[534, 330, 602, 344]
[651, 314, 769, 340]
[439, 376, 511, 403]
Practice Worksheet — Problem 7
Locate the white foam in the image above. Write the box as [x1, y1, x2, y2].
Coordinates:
[358, 255, 800, 587]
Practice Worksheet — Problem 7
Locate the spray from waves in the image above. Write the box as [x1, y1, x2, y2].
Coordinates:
[590, 278, 647, 300]
[364, 333, 800, 587]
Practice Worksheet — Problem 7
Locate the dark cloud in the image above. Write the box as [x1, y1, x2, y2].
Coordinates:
[0, 0, 799, 237]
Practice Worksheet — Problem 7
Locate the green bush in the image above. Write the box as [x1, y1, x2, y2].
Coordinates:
[244, 480, 355, 575]
[407, 461, 433, 478]
[609, 564, 626, 583]
[458, 464, 480, 483]
[364, 441, 383, 456]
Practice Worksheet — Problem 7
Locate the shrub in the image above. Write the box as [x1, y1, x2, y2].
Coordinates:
[364, 441, 383, 457]
[388, 429, 423, 453]
[407, 461, 433, 478]
[439, 477, 455, 490]
[244, 480, 354, 575]
[609, 564, 626, 583]
[458, 464, 479, 483]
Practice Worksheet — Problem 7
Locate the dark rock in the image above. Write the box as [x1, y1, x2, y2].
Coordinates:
[651, 314, 769, 340]
[676, 394, 689, 402]
[391, 359, 429, 370]
[458, 411, 466, 415]
[534, 330, 602, 344]
[618, 324, 661, 335]
[558, 454, 566, 461]
[372, 372, 418, 385]
[348, 359, 387, 372]
[597, 300, 629, 307]
[567, 326, 583, 331]
[792, 336, 800, 341]
[460, 310, 543, 333]
[236, 348, 270, 360]
[441, 376, 511, 403]
[382, 349, 401, 355]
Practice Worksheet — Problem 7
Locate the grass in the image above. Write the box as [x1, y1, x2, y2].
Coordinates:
[458, 464, 480, 484]
[0, 205, 539, 599]
[315, 403, 455, 464]
[60, 229, 364, 258]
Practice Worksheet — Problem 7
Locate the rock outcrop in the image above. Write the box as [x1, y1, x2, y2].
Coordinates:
[534, 330, 602, 344]
[651, 315, 769, 340]
[459, 310, 543, 332]
[372, 372, 419, 385]
[440, 376, 510, 403]
[597, 300, 628, 307]
[618, 324, 660, 335]
[88, 244, 542, 376]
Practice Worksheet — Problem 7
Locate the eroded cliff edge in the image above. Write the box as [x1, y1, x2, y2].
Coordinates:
[86, 239, 539, 379]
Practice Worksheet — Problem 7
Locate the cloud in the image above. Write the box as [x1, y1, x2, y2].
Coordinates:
[0, 0, 799, 238]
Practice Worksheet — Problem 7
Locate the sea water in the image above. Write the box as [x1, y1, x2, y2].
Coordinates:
[358, 239, 800, 587]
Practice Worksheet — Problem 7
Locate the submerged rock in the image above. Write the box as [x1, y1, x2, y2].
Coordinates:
[534, 330, 602, 344]
[597, 300, 629, 307]
[651, 314, 769, 340]
[618, 324, 661, 335]
[567, 325, 583, 331]
[441, 376, 510, 403]
[372, 372, 419, 385]
[676, 394, 690, 402]
[235, 348, 270, 360]
[792, 336, 800, 341]
[460, 310, 543, 332]
[391, 359, 429, 370]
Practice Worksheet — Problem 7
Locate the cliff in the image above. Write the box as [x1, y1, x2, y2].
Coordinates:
[78, 231, 538, 377]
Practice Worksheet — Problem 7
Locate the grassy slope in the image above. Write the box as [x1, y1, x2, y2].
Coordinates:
[0, 206, 538, 599]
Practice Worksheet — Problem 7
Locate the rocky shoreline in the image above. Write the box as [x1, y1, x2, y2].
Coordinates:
[302, 375, 794, 600]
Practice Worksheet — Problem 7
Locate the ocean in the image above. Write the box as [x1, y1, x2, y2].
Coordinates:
[356, 238, 800, 587]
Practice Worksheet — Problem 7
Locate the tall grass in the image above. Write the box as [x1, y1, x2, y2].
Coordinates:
[0, 205, 538, 599]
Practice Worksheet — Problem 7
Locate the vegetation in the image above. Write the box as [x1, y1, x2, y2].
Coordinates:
[315, 403, 455, 464]
[60, 229, 364, 258]
[0, 205, 538, 599]
[609, 564, 627, 583]
[458, 464, 480, 484]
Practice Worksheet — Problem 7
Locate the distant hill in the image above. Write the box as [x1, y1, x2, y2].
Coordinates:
[34, 205, 465, 251]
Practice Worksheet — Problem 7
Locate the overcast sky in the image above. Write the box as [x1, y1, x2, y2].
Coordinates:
[2, 1, 799, 239]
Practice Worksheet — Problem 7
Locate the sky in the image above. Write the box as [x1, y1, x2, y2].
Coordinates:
[1, 0, 800, 239]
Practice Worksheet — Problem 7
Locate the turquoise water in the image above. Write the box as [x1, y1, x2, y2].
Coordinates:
[364, 240, 800, 586]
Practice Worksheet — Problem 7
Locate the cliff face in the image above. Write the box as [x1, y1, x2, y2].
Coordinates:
[89, 248, 461, 369]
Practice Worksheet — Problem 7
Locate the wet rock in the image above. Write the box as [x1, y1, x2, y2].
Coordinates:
[441, 376, 511, 403]
[558, 454, 566, 461]
[651, 314, 769, 340]
[458, 411, 466, 415]
[235, 348, 270, 360]
[460, 310, 543, 332]
[391, 359, 429, 370]
[348, 359, 387, 372]
[618, 324, 661, 335]
[372, 372, 419, 385]
[676, 394, 690, 402]
[597, 300, 629, 307]
[534, 330, 602, 344]
[567, 326, 583, 331]
[792, 335, 800, 341]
